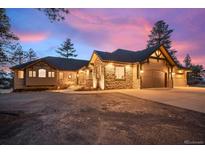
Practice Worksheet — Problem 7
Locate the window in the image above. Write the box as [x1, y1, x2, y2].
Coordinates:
[59, 72, 63, 79]
[48, 71, 55, 78]
[52, 72, 55, 77]
[18, 71, 24, 79]
[38, 69, 46, 78]
[29, 71, 36, 77]
[115, 66, 125, 79]
[48, 72, 51, 77]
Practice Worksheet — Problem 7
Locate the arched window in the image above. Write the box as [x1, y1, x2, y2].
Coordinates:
[38, 69, 46, 78]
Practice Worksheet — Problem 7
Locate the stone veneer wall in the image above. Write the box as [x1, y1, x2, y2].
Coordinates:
[104, 63, 133, 89]
[92, 56, 105, 89]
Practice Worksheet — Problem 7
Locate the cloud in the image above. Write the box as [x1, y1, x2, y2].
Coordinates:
[172, 40, 200, 53]
[15, 32, 49, 42]
[66, 9, 152, 51]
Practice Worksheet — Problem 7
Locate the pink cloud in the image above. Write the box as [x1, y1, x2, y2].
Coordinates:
[67, 9, 152, 51]
[191, 55, 205, 66]
[172, 40, 199, 53]
[16, 32, 49, 42]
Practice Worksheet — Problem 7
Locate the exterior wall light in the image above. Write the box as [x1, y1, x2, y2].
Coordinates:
[178, 70, 183, 73]
[140, 70, 144, 74]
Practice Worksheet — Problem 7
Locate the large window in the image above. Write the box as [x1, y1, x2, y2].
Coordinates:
[38, 69, 46, 78]
[48, 71, 55, 78]
[29, 71, 36, 77]
[18, 71, 24, 79]
[115, 66, 125, 79]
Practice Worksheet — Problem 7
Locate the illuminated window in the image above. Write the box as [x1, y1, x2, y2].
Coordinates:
[59, 72, 63, 79]
[29, 71, 32, 77]
[48, 71, 55, 78]
[52, 72, 55, 77]
[29, 71, 36, 77]
[18, 71, 24, 79]
[38, 69, 46, 78]
[33, 71, 36, 77]
[115, 66, 125, 79]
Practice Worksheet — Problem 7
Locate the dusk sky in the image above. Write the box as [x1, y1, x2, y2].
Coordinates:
[6, 8, 205, 66]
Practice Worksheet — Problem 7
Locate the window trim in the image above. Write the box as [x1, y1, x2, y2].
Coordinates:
[115, 66, 125, 80]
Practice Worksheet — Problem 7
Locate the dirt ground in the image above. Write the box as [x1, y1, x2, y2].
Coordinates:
[0, 91, 204, 145]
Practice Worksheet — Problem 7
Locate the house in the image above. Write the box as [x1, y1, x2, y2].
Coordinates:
[11, 57, 89, 90]
[11, 45, 190, 90]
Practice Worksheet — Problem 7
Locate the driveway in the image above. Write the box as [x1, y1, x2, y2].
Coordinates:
[119, 87, 205, 113]
[0, 91, 204, 144]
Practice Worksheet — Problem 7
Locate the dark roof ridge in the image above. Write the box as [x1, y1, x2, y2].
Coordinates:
[11, 56, 89, 70]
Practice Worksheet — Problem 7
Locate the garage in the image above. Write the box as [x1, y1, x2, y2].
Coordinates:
[141, 70, 166, 88]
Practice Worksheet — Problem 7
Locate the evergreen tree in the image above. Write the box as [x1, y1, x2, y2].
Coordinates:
[12, 43, 27, 65]
[38, 8, 69, 22]
[27, 48, 37, 62]
[0, 8, 18, 65]
[56, 38, 77, 58]
[147, 20, 178, 61]
[183, 54, 192, 68]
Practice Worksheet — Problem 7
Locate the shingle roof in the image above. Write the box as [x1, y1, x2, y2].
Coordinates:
[94, 45, 161, 63]
[11, 56, 89, 71]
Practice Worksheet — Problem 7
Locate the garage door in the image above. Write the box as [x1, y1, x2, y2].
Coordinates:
[141, 71, 165, 88]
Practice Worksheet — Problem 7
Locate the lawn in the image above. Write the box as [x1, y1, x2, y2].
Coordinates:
[0, 91, 204, 144]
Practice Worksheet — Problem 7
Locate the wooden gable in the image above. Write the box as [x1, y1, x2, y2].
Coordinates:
[148, 45, 176, 66]
[89, 51, 103, 65]
[150, 49, 165, 59]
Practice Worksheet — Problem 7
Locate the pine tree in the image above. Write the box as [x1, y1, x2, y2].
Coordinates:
[56, 38, 77, 58]
[147, 20, 178, 61]
[12, 43, 27, 65]
[37, 9, 69, 22]
[0, 8, 18, 65]
[27, 48, 37, 62]
[183, 54, 192, 68]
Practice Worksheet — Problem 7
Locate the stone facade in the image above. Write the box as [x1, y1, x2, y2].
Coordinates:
[104, 63, 133, 89]
[91, 55, 105, 89]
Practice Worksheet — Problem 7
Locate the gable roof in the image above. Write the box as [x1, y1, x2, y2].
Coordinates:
[94, 45, 161, 63]
[11, 56, 89, 71]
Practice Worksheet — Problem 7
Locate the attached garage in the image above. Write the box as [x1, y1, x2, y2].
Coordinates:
[141, 70, 166, 88]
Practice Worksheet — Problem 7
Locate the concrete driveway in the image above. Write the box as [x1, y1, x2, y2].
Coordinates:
[119, 87, 205, 113]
